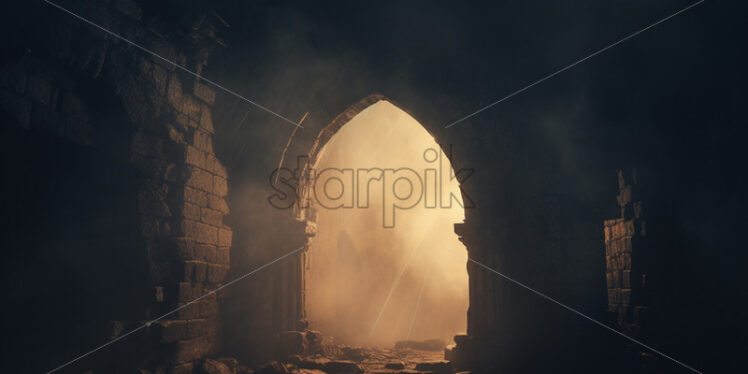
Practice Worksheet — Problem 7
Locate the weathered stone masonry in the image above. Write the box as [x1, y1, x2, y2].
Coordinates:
[604, 168, 650, 338]
[0, 1, 231, 372]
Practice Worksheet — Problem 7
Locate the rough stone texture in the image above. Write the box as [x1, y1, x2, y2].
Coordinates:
[0, 1, 230, 372]
[323, 360, 364, 374]
[414, 361, 453, 374]
[604, 168, 650, 337]
[199, 358, 232, 374]
[254, 361, 291, 374]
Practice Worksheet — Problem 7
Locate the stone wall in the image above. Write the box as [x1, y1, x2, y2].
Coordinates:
[603, 168, 650, 338]
[0, 1, 231, 372]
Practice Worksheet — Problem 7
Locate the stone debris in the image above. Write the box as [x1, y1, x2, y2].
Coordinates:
[340, 346, 367, 361]
[217, 357, 239, 370]
[199, 358, 232, 374]
[280, 330, 326, 357]
[393, 340, 445, 352]
[384, 362, 405, 370]
[323, 360, 364, 374]
[200, 331, 452, 374]
[414, 361, 453, 374]
[236, 364, 254, 374]
[299, 370, 327, 374]
[254, 361, 291, 374]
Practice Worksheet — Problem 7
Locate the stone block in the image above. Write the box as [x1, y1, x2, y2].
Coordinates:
[620, 236, 632, 254]
[177, 302, 201, 320]
[176, 112, 189, 128]
[218, 228, 232, 247]
[199, 108, 215, 133]
[185, 145, 207, 169]
[154, 320, 188, 343]
[305, 330, 322, 354]
[324, 361, 364, 374]
[184, 260, 208, 282]
[207, 264, 229, 284]
[624, 220, 635, 236]
[152, 65, 169, 95]
[178, 220, 219, 244]
[622, 253, 631, 270]
[200, 358, 231, 374]
[194, 81, 216, 106]
[175, 238, 196, 260]
[621, 288, 632, 306]
[213, 175, 228, 197]
[167, 75, 183, 110]
[384, 362, 405, 370]
[173, 335, 217, 363]
[206, 154, 227, 178]
[414, 361, 452, 374]
[192, 129, 213, 152]
[208, 195, 230, 214]
[201, 207, 223, 226]
[189, 318, 218, 338]
[622, 270, 631, 288]
[170, 362, 194, 374]
[605, 255, 612, 272]
[178, 282, 204, 302]
[179, 202, 201, 221]
[199, 296, 219, 317]
[195, 243, 217, 262]
[181, 95, 202, 120]
[187, 166, 214, 192]
[607, 289, 619, 304]
[184, 186, 208, 206]
[217, 358, 238, 370]
[255, 362, 291, 374]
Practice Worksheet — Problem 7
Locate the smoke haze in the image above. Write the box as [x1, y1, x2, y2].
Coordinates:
[304, 101, 468, 347]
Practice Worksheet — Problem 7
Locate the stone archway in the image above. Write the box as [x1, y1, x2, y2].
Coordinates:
[290, 94, 470, 351]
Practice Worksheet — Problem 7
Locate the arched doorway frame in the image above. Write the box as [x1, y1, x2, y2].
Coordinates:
[289, 93, 471, 340]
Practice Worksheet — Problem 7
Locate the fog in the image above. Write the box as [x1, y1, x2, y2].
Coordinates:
[304, 101, 468, 347]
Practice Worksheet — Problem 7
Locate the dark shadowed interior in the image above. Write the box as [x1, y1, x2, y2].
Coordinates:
[1, 1, 747, 373]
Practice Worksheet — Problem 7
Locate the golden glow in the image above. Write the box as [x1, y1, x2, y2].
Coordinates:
[305, 101, 468, 347]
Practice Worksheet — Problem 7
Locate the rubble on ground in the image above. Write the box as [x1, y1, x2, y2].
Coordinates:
[393, 339, 445, 352]
[196, 330, 456, 374]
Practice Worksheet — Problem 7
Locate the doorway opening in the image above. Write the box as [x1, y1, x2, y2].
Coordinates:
[299, 97, 468, 352]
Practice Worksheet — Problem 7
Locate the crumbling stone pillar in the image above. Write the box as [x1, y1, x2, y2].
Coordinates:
[603, 168, 650, 337]
[0, 1, 231, 372]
